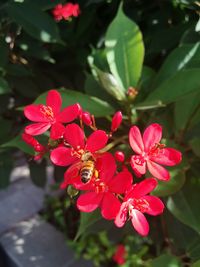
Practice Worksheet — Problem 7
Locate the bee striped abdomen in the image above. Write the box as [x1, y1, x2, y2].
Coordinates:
[80, 160, 95, 183]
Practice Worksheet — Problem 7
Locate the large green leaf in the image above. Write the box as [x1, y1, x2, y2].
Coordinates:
[152, 168, 186, 197]
[174, 91, 200, 134]
[105, 6, 144, 90]
[6, 1, 62, 43]
[149, 253, 182, 267]
[144, 68, 200, 104]
[2, 135, 34, 155]
[192, 260, 200, 267]
[153, 43, 200, 88]
[35, 88, 115, 117]
[167, 177, 200, 234]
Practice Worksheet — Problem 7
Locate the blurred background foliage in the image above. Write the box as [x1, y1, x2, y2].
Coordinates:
[0, 0, 200, 266]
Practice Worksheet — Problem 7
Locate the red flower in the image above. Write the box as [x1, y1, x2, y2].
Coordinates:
[24, 90, 80, 140]
[52, 3, 80, 21]
[129, 123, 182, 180]
[76, 153, 133, 220]
[115, 178, 164, 236]
[22, 133, 46, 160]
[111, 111, 122, 132]
[50, 123, 109, 187]
[113, 244, 127, 265]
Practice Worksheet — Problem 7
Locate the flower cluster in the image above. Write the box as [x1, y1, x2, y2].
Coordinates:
[22, 90, 182, 236]
[52, 2, 80, 21]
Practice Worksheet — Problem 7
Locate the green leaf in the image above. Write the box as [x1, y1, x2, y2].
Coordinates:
[145, 68, 200, 104]
[105, 5, 144, 89]
[35, 88, 115, 117]
[93, 67, 126, 101]
[74, 210, 101, 241]
[6, 1, 62, 43]
[167, 177, 200, 234]
[29, 159, 47, 188]
[153, 43, 200, 88]
[0, 151, 13, 189]
[174, 91, 200, 133]
[152, 168, 186, 197]
[192, 260, 200, 267]
[2, 135, 34, 155]
[149, 253, 182, 267]
[0, 77, 11, 94]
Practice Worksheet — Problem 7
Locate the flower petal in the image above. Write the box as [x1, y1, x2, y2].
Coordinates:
[101, 192, 121, 220]
[150, 148, 182, 166]
[46, 90, 62, 115]
[147, 160, 170, 181]
[143, 123, 162, 152]
[129, 126, 144, 154]
[127, 178, 157, 199]
[24, 105, 49, 122]
[50, 147, 76, 166]
[115, 202, 128, 228]
[25, 122, 51, 136]
[142, 196, 164, 216]
[131, 209, 149, 236]
[96, 153, 116, 183]
[130, 155, 146, 176]
[64, 123, 85, 149]
[77, 192, 103, 212]
[56, 103, 80, 123]
[108, 169, 133, 194]
[50, 122, 65, 140]
[85, 130, 108, 153]
[60, 162, 80, 189]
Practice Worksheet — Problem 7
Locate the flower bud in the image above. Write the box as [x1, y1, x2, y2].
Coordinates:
[115, 151, 125, 162]
[81, 111, 92, 126]
[22, 133, 38, 147]
[111, 111, 122, 132]
[127, 87, 138, 100]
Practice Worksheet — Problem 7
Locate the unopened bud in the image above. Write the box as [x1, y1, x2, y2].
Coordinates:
[111, 111, 122, 132]
[115, 151, 125, 162]
[127, 87, 138, 100]
[81, 111, 92, 126]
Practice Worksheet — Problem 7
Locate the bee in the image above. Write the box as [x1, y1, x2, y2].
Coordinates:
[80, 159, 98, 184]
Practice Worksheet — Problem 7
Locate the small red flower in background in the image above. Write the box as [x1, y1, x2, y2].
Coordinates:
[76, 153, 133, 220]
[24, 90, 80, 140]
[113, 244, 127, 265]
[111, 111, 122, 132]
[129, 123, 182, 181]
[115, 178, 164, 236]
[52, 3, 80, 21]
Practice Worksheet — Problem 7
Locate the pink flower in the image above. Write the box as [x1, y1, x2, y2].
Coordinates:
[113, 244, 127, 265]
[111, 111, 122, 132]
[24, 90, 80, 140]
[115, 178, 164, 236]
[52, 3, 80, 21]
[50, 123, 109, 187]
[129, 123, 182, 180]
[76, 153, 133, 220]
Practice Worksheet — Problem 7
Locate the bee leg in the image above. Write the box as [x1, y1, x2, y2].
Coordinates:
[94, 170, 99, 179]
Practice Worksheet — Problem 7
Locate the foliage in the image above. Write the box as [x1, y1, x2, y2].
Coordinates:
[0, 0, 200, 266]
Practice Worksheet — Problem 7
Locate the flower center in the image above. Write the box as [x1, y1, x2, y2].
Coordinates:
[40, 105, 54, 120]
[128, 198, 149, 213]
[148, 143, 165, 157]
[94, 181, 107, 194]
